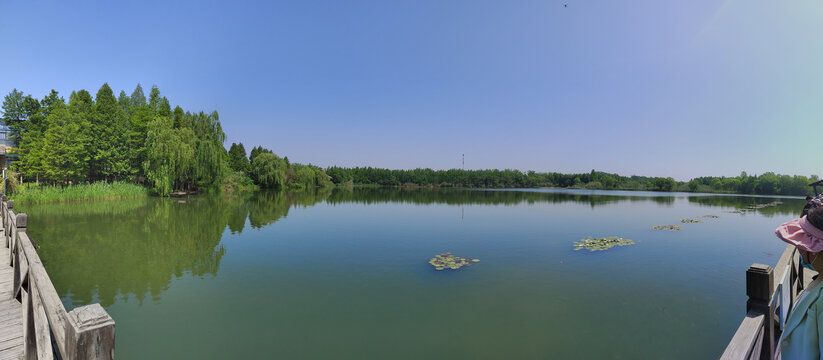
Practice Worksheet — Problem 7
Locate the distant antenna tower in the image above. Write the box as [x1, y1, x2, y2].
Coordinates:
[462, 154, 464, 170]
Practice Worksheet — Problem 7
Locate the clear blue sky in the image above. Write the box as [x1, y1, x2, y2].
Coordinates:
[1, 0, 821, 180]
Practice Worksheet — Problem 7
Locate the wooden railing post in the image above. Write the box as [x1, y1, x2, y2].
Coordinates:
[0, 199, 5, 248]
[65, 304, 115, 360]
[4, 200, 12, 251]
[747, 263, 774, 360]
[1, 196, 5, 231]
[13, 214, 26, 299]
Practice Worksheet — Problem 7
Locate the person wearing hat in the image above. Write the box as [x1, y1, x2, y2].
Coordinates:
[776, 207, 823, 358]
[803, 196, 818, 217]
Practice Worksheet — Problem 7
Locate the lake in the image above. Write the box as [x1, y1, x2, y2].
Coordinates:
[17, 188, 803, 359]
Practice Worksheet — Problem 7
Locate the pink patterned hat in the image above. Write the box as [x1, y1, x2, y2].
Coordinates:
[775, 216, 823, 253]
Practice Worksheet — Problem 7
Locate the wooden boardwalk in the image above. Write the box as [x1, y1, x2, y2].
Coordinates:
[0, 241, 23, 360]
[0, 198, 115, 360]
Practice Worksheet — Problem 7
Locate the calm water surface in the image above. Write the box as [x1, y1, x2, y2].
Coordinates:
[17, 189, 803, 359]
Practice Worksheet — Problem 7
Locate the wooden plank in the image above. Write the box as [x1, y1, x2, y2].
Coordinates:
[7, 211, 16, 268]
[0, 324, 23, 342]
[0, 310, 22, 323]
[12, 240, 20, 300]
[773, 245, 796, 294]
[0, 310, 24, 324]
[6, 227, 12, 269]
[17, 233, 67, 355]
[0, 335, 24, 352]
[0, 325, 23, 342]
[21, 287, 32, 360]
[31, 282, 52, 359]
[0, 327, 24, 343]
[0, 344, 23, 360]
[14, 249, 27, 300]
[2, 204, 8, 251]
[720, 310, 765, 359]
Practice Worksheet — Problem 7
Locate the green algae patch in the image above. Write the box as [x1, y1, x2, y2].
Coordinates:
[652, 225, 682, 231]
[678, 218, 703, 223]
[573, 236, 635, 251]
[698, 215, 720, 218]
[429, 253, 478, 270]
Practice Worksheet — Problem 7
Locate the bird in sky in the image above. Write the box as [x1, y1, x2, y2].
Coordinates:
[564, 4, 567, 7]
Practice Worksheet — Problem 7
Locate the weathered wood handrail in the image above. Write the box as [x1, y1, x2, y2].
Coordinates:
[0, 197, 115, 359]
[720, 245, 809, 359]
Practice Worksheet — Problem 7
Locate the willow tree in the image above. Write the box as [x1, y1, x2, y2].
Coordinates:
[143, 116, 195, 196]
[189, 111, 227, 188]
[251, 152, 288, 189]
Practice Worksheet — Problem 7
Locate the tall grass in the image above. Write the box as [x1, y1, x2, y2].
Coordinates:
[10, 181, 150, 204]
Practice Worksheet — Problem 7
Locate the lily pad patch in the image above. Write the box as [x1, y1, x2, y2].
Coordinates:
[429, 253, 479, 271]
[727, 201, 784, 214]
[652, 225, 682, 231]
[698, 215, 720, 218]
[573, 236, 635, 251]
[678, 218, 703, 223]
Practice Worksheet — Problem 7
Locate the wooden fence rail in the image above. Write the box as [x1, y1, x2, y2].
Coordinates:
[720, 244, 808, 360]
[1, 197, 115, 359]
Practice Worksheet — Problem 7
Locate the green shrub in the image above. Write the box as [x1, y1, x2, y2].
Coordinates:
[2, 170, 20, 196]
[222, 171, 257, 192]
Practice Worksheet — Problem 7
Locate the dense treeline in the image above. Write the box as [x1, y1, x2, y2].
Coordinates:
[2, 84, 225, 192]
[686, 172, 818, 196]
[2, 85, 333, 196]
[325, 167, 819, 196]
[325, 168, 678, 191]
[2, 85, 817, 198]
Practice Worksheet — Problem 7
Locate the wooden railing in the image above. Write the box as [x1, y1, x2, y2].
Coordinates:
[720, 245, 808, 360]
[1, 197, 115, 359]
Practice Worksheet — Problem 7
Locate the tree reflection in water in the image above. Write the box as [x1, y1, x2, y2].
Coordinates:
[16, 188, 802, 309]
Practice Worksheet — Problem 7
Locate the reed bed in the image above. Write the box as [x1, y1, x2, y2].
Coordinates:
[10, 181, 150, 204]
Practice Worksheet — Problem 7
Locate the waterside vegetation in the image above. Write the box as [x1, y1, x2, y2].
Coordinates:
[11, 181, 149, 204]
[2, 86, 819, 201]
[2, 85, 334, 200]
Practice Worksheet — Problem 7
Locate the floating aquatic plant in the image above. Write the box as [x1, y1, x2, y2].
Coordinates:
[678, 218, 703, 223]
[746, 201, 783, 210]
[651, 225, 682, 231]
[722, 202, 783, 215]
[573, 236, 635, 251]
[698, 215, 720, 218]
[428, 253, 479, 271]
